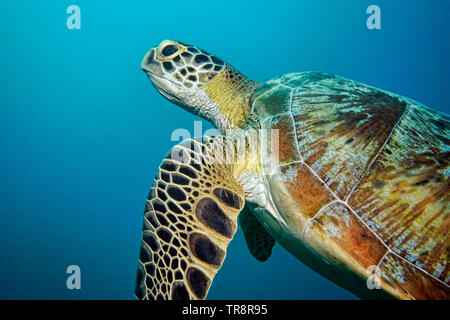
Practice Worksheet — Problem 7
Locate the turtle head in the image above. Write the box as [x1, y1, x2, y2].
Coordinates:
[142, 40, 259, 131]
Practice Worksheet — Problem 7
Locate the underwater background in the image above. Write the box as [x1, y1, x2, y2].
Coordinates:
[0, 0, 448, 299]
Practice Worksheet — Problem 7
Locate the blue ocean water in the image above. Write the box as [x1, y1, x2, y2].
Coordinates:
[0, 0, 448, 299]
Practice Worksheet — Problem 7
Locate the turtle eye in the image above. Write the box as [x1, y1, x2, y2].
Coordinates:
[161, 44, 179, 57]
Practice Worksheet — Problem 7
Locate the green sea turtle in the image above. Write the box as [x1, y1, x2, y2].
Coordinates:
[135, 40, 450, 300]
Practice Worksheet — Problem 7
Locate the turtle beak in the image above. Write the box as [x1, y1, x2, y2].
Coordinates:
[141, 48, 186, 107]
[141, 48, 167, 84]
[141, 48, 169, 88]
[141, 48, 157, 73]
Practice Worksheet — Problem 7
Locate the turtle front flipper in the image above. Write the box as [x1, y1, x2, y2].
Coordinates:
[135, 137, 246, 300]
[238, 204, 275, 262]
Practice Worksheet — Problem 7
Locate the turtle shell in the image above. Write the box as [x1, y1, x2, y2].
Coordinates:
[250, 72, 450, 299]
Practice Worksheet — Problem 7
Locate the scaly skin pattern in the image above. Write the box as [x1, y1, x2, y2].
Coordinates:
[135, 137, 247, 300]
[252, 72, 449, 299]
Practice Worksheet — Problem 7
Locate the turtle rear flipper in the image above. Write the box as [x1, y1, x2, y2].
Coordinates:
[238, 204, 275, 262]
[135, 137, 245, 300]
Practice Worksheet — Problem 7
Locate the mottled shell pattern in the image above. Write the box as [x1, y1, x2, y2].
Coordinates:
[250, 72, 449, 299]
